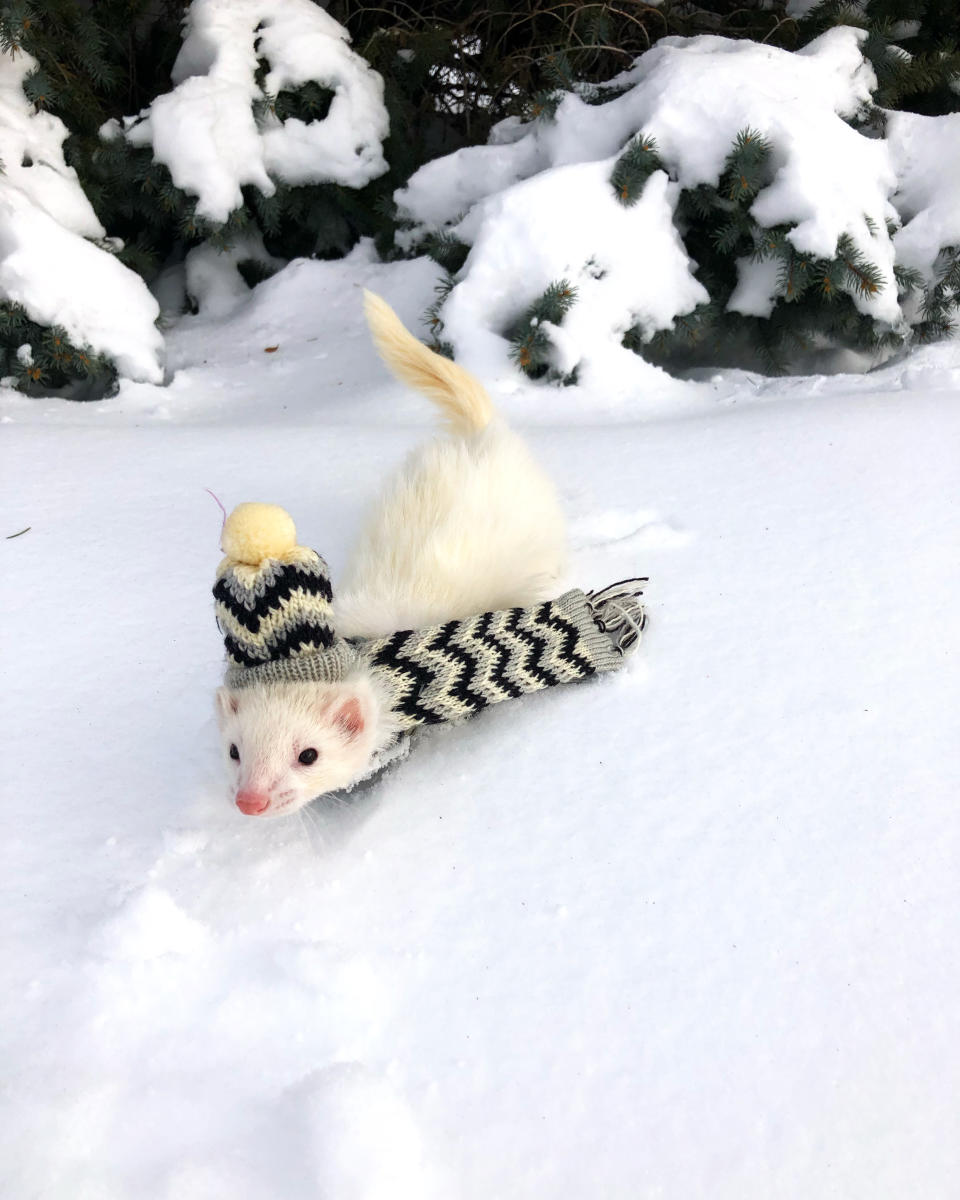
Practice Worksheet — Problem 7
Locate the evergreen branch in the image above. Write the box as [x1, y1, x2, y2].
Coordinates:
[507, 279, 578, 379]
[421, 230, 470, 274]
[721, 126, 772, 204]
[777, 249, 813, 302]
[836, 233, 885, 297]
[423, 271, 457, 335]
[892, 264, 924, 295]
[712, 215, 750, 255]
[611, 132, 662, 206]
[527, 89, 564, 121]
[679, 185, 720, 221]
[751, 225, 790, 263]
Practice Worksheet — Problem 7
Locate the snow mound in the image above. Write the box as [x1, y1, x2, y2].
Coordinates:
[887, 110, 960, 280]
[447, 164, 706, 395]
[184, 231, 283, 317]
[123, 0, 389, 224]
[397, 29, 905, 385]
[93, 885, 210, 961]
[0, 47, 103, 238]
[0, 48, 163, 383]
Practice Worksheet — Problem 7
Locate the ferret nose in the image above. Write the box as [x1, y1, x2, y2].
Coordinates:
[236, 789, 271, 815]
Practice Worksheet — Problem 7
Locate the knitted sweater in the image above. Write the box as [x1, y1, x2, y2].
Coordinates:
[363, 588, 629, 733]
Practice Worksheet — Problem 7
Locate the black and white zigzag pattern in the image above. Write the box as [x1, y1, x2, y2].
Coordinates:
[214, 556, 335, 668]
[364, 593, 609, 732]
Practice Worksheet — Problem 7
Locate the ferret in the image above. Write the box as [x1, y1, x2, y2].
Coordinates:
[217, 291, 567, 818]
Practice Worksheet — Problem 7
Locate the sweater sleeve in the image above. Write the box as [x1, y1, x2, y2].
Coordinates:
[359, 587, 640, 733]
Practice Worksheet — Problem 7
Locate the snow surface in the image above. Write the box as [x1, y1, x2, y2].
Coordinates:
[2, 249, 959, 1198]
[0, 49, 163, 383]
[396, 29, 929, 386]
[123, 0, 389, 224]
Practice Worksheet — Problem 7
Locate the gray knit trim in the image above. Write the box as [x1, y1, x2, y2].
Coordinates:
[552, 588, 624, 673]
[224, 638, 360, 689]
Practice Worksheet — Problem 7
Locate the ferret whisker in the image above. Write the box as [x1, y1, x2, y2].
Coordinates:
[295, 808, 311, 852]
[301, 803, 329, 848]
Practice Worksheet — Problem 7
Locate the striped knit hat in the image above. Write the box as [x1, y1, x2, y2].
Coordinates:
[213, 503, 357, 689]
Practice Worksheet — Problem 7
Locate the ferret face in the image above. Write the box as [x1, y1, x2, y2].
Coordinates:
[216, 678, 380, 817]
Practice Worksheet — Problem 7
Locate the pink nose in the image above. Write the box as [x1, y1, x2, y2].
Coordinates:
[236, 789, 271, 815]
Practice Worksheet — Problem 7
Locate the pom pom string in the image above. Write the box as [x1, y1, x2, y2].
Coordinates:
[205, 488, 227, 535]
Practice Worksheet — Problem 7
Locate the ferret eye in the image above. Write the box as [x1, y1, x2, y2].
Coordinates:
[298, 748, 319, 766]
[229, 744, 240, 761]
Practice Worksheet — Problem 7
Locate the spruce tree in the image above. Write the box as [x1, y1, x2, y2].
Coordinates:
[612, 128, 911, 374]
[2, 0, 959, 395]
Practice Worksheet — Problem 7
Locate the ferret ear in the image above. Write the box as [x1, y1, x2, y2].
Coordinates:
[332, 695, 365, 741]
[216, 687, 239, 718]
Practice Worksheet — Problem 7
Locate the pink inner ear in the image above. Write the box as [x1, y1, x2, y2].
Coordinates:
[217, 688, 239, 716]
[333, 697, 364, 741]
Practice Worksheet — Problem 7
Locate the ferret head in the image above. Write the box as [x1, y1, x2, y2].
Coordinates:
[216, 675, 382, 817]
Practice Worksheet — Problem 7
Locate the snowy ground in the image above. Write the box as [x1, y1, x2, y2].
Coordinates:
[2, 251, 959, 1199]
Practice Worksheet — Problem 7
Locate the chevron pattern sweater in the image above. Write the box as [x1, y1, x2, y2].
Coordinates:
[362, 588, 632, 733]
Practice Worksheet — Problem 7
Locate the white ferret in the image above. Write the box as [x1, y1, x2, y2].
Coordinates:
[217, 292, 567, 818]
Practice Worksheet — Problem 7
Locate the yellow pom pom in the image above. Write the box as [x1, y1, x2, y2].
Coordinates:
[221, 502, 297, 566]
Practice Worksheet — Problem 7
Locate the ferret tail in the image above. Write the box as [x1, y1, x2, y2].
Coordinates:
[363, 289, 494, 436]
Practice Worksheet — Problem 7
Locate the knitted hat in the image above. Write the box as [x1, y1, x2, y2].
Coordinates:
[213, 502, 357, 689]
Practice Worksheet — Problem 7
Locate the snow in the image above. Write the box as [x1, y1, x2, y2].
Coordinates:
[10, 22, 960, 395]
[400, 27, 889, 224]
[255, 3, 389, 189]
[0, 186, 164, 383]
[0, 48, 163, 383]
[887, 110, 960, 279]
[397, 28, 909, 382]
[124, 0, 389, 224]
[2, 250, 959, 1198]
[445, 164, 707, 394]
[184, 232, 284, 318]
[728, 253, 781, 318]
[0, 49, 103, 238]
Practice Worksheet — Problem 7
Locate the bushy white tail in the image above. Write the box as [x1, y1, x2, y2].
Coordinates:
[363, 290, 494, 435]
[338, 290, 567, 638]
